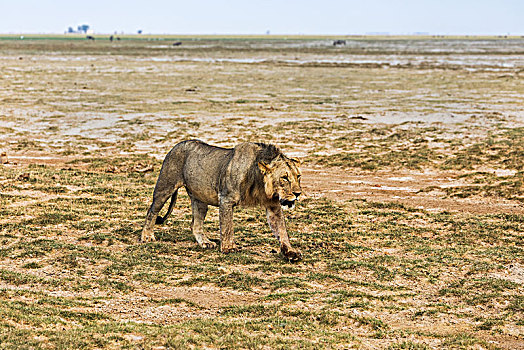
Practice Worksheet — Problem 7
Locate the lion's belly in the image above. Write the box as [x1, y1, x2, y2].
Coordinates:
[184, 181, 220, 206]
[182, 156, 223, 207]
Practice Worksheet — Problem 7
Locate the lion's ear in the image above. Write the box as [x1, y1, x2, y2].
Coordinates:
[289, 157, 301, 166]
[258, 161, 272, 175]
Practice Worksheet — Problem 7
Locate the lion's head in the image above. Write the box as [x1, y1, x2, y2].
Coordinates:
[258, 155, 302, 210]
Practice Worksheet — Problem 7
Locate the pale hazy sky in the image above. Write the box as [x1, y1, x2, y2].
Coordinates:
[1, 0, 522, 35]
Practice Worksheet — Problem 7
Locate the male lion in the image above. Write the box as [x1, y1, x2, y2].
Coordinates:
[141, 140, 303, 261]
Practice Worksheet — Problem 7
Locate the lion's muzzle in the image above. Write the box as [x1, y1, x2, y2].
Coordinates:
[280, 199, 296, 210]
[279, 192, 301, 210]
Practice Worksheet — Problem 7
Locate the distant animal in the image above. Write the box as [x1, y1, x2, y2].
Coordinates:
[333, 40, 346, 46]
[172, 41, 182, 46]
[86, 35, 95, 41]
[109, 35, 113, 42]
[141, 140, 303, 261]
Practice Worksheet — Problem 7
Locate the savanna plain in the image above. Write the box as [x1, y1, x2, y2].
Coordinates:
[0, 35, 523, 349]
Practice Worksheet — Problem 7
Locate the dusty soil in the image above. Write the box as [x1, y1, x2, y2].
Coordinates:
[301, 166, 524, 215]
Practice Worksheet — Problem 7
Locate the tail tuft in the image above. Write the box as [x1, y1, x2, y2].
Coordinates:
[154, 189, 178, 226]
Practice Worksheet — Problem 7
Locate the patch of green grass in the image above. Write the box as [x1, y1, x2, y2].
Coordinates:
[439, 277, 520, 306]
[29, 212, 79, 226]
[506, 295, 524, 312]
[475, 318, 504, 330]
[312, 144, 437, 170]
[442, 171, 524, 202]
[22, 262, 42, 269]
[97, 278, 133, 292]
[441, 333, 486, 348]
[388, 341, 429, 349]
[178, 271, 265, 291]
[269, 276, 306, 290]
[0, 269, 57, 286]
[443, 127, 524, 170]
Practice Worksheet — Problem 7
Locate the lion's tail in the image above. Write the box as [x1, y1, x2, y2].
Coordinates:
[155, 189, 178, 225]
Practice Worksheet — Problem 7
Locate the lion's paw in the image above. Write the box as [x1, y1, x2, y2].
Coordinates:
[221, 244, 239, 254]
[285, 250, 302, 262]
[141, 234, 156, 243]
[281, 245, 302, 262]
[200, 240, 217, 249]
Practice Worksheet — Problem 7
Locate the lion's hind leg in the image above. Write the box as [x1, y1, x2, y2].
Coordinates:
[191, 197, 216, 249]
[142, 183, 181, 242]
[156, 190, 178, 225]
[142, 148, 187, 242]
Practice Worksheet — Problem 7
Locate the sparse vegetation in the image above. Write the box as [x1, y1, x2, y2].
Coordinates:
[0, 36, 522, 348]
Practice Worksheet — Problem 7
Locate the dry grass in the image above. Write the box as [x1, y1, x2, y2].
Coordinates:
[0, 37, 523, 349]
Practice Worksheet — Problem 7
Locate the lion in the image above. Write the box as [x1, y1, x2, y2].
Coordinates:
[141, 140, 303, 261]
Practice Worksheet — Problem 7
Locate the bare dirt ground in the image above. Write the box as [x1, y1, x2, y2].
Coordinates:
[0, 36, 523, 349]
[301, 167, 524, 215]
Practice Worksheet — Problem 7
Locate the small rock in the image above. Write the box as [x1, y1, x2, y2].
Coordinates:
[17, 173, 30, 181]
[349, 115, 368, 120]
[0, 152, 7, 164]
[124, 334, 144, 342]
[132, 165, 154, 173]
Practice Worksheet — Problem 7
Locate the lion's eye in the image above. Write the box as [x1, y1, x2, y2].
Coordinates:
[282, 175, 289, 182]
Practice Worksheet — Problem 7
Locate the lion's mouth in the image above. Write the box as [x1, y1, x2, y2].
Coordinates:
[280, 199, 296, 210]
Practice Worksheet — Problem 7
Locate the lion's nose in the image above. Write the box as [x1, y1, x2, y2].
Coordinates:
[293, 192, 301, 199]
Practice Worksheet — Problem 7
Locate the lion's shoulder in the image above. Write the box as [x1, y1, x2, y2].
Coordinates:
[229, 142, 282, 165]
[220, 142, 282, 206]
[253, 142, 282, 163]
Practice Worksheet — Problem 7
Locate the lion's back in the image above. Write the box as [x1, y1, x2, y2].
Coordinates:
[162, 140, 276, 207]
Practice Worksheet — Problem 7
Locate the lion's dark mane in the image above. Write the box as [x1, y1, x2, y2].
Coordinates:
[240, 143, 283, 205]
[254, 142, 282, 164]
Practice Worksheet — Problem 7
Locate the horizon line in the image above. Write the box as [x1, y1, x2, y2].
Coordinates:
[1, 32, 523, 37]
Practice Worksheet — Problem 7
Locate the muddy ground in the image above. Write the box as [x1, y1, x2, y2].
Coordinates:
[0, 37, 523, 349]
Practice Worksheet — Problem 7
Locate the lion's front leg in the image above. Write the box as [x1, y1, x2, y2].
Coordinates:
[266, 205, 302, 262]
[219, 199, 237, 253]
